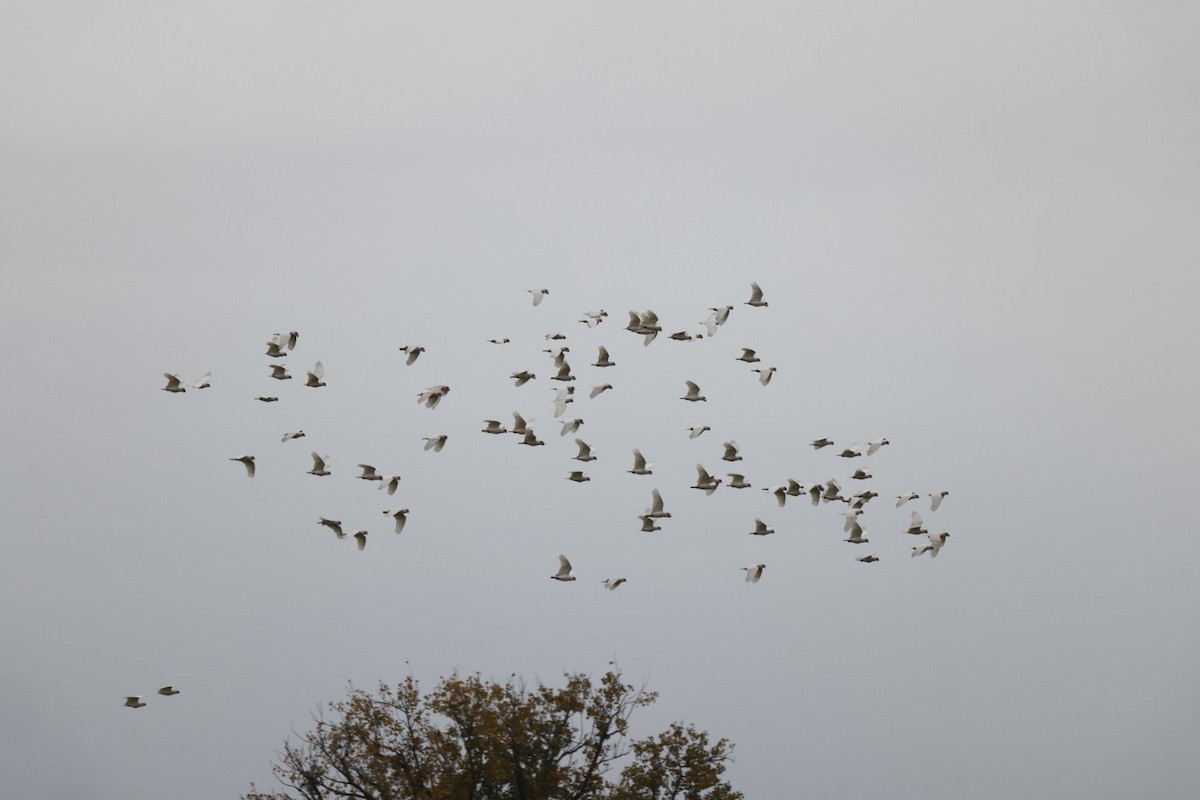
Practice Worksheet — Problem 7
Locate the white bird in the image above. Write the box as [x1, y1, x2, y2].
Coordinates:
[482, 420, 508, 434]
[230, 455, 255, 478]
[765, 486, 788, 508]
[560, 418, 583, 437]
[398, 346, 425, 366]
[837, 446, 863, 459]
[520, 429, 545, 447]
[157, 686, 180, 696]
[379, 475, 402, 495]
[752, 367, 776, 385]
[592, 346, 615, 368]
[544, 346, 570, 364]
[639, 515, 661, 532]
[308, 453, 331, 477]
[551, 362, 576, 382]
[645, 488, 671, 519]
[721, 441, 743, 462]
[745, 281, 768, 307]
[741, 564, 766, 583]
[528, 288, 550, 306]
[822, 479, 842, 503]
[319, 517, 345, 538]
[848, 490, 878, 508]
[553, 386, 574, 417]
[928, 531, 951, 557]
[703, 306, 733, 336]
[681, 381, 706, 402]
[123, 696, 146, 709]
[749, 519, 775, 536]
[866, 437, 890, 456]
[851, 467, 872, 480]
[353, 530, 368, 551]
[736, 348, 760, 363]
[488, 338, 510, 344]
[544, 331, 567, 341]
[417, 385, 450, 409]
[896, 492, 920, 508]
[785, 480, 804, 497]
[602, 577, 626, 590]
[511, 412, 533, 436]
[810, 438, 834, 449]
[268, 364, 292, 381]
[304, 361, 325, 388]
[567, 470, 591, 483]
[628, 449, 653, 475]
[511, 370, 536, 387]
[905, 511, 928, 535]
[911, 543, 934, 558]
[929, 490, 950, 512]
[573, 439, 597, 462]
[687, 426, 711, 439]
[383, 508, 409, 534]
[589, 383, 613, 399]
[669, 330, 703, 342]
[357, 463, 382, 480]
[277, 331, 299, 350]
[192, 372, 212, 389]
[162, 373, 186, 393]
[551, 554, 576, 581]
[265, 339, 287, 358]
[423, 435, 448, 452]
[691, 464, 721, 495]
[727, 473, 751, 489]
[806, 484, 823, 506]
[255, 396, 279, 403]
[856, 554, 879, 563]
[281, 430, 305, 442]
[843, 518, 868, 544]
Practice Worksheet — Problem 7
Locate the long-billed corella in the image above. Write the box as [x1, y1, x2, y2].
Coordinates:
[383, 508, 409, 534]
[551, 554, 576, 581]
[308, 453, 332, 477]
[628, 449, 653, 476]
[230, 455, 255, 478]
[681, 381, 707, 402]
[304, 361, 325, 388]
[741, 564, 766, 583]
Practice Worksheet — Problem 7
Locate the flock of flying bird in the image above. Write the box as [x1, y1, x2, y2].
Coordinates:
[151, 281, 954, 705]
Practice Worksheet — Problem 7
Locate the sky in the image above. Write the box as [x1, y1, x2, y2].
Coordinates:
[2, 2, 1198, 798]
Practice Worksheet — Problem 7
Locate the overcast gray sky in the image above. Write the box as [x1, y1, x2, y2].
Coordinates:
[2, 2, 1198, 798]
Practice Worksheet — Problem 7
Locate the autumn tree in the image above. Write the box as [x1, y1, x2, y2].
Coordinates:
[245, 666, 742, 800]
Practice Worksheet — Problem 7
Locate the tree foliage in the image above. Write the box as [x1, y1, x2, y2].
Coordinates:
[246, 667, 741, 800]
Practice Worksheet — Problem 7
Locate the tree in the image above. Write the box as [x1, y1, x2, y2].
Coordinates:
[245, 666, 742, 800]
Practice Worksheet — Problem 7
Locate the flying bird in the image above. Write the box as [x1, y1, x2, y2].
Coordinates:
[628, 449, 653, 475]
[417, 385, 450, 409]
[379, 475, 402, 495]
[528, 288, 550, 306]
[319, 517, 345, 538]
[856, 554, 879, 563]
[639, 515, 661, 532]
[721, 441, 743, 462]
[726, 473, 751, 489]
[553, 386, 574, 417]
[691, 464, 721, 495]
[589, 384, 613, 399]
[851, 467, 872, 480]
[482, 420, 508, 434]
[277, 331, 299, 350]
[837, 446, 863, 459]
[281, 430, 305, 442]
[123, 696, 146, 709]
[866, 437, 890, 456]
[511, 370, 536, 387]
[929, 490, 950, 511]
[265, 339, 287, 358]
[255, 396, 279, 403]
[566, 470, 591, 483]
[602, 577, 626, 590]
[511, 412, 533, 436]
[423, 435, 448, 452]
[268, 364, 292, 381]
[353, 530, 368, 551]
[741, 564, 766, 583]
[905, 511, 928, 535]
[551, 554, 576, 581]
[308, 453, 332, 477]
[162, 373, 186, 393]
[592, 346, 615, 367]
[560, 419, 583, 437]
[488, 338, 510, 344]
[551, 362, 576, 382]
[745, 281, 768, 307]
[681, 381, 706, 402]
[687, 426, 711, 439]
[520, 429, 545, 447]
[230, 455, 255, 478]
[157, 686, 180, 696]
[896, 492, 920, 507]
[752, 367, 776, 385]
[356, 464, 383, 481]
[749, 519, 775, 536]
[736, 348, 760, 363]
[645, 488, 671, 519]
[192, 372, 212, 389]
[669, 331, 703, 341]
[304, 361, 325, 388]
[843, 517, 868, 544]
[573, 439, 597, 462]
[927, 531, 950, 557]
[398, 346, 425, 366]
[383, 508, 409, 534]
[810, 438, 834, 449]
